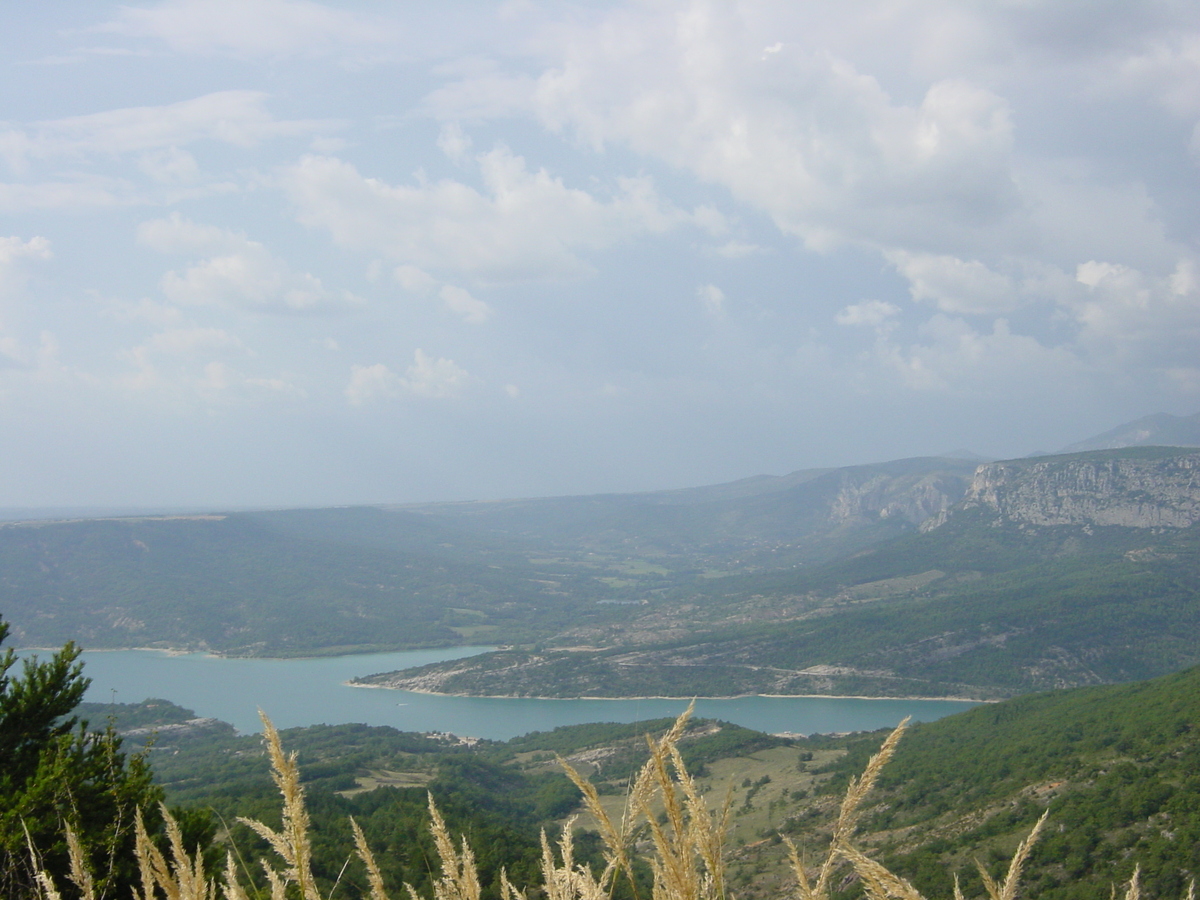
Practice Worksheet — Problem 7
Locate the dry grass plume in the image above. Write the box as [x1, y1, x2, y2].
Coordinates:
[32, 706, 1189, 900]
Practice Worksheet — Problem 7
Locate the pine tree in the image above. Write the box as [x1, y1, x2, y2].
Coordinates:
[0, 616, 165, 898]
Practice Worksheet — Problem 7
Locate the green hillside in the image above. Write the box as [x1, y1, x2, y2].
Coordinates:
[814, 665, 1200, 900]
[0, 514, 620, 654]
[78, 664, 1200, 900]
[359, 516, 1200, 698]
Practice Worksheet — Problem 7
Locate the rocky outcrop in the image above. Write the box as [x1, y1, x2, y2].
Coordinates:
[828, 470, 969, 527]
[948, 449, 1200, 528]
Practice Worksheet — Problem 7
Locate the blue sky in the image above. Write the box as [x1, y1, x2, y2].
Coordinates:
[2, 1, 1199, 507]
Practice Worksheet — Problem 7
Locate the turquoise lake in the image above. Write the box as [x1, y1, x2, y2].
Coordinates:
[18, 647, 980, 740]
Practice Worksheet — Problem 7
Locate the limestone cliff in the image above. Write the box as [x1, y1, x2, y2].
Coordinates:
[826, 470, 969, 527]
[936, 448, 1200, 529]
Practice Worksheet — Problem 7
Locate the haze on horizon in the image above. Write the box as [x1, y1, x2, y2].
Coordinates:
[2, 1, 1199, 509]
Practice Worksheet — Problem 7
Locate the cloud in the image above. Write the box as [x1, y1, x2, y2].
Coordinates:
[1070, 258, 1200, 366]
[438, 285, 491, 324]
[144, 326, 245, 356]
[345, 362, 400, 405]
[346, 349, 469, 404]
[437, 122, 473, 164]
[430, 6, 1020, 255]
[416, 1, 1198, 400]
[95, 0, 394, 59]
[871, 315, 1080, 394]
[0, 329, 63, 376]
[1116, 27, 1200, 124]
[0, 235, 52, 267]
[118, 333, 303, 403]
[0, 235, 51, 297]
[0, 91, 335, 172]
[0, 180, 122, 212]
[697, 283, 725, 318]
[713, 240, 766, 259]
[139, 213, 360, 312]
[887, 251, 1018, 315]
[393, 265, 439, 294]
[281, 147, 697, 283]
[137, 146, 201, 184]
[392, 265, 491, 324]
[402, 349, 469, 398]
[836, 299, 900, 328]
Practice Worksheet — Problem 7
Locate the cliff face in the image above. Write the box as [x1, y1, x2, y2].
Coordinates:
[950, 449, 1200, 528]
[826, 470, 970, 527]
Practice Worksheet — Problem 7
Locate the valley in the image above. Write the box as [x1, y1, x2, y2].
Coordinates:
[4, 444, 1199, 702]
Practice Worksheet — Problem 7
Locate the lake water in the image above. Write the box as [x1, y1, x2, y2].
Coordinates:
[17, 647, 980, 741]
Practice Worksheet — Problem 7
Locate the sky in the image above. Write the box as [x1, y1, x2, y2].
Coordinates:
[2, 1, 1199, 508]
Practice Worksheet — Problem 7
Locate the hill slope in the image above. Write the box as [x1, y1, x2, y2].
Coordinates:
[1063, 410, 1200, 452]
[1, 457, 978, 654]
[360, 449, 1200, 699]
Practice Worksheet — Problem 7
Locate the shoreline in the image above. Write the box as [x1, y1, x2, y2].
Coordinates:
[345, 681, 991, 704]
[20, 644, 991, 703]
[15, 644, 498, 662]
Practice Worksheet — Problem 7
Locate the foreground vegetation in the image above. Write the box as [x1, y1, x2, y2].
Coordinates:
[34, 706, 1101, 900]
[48, 662, 1200, 900]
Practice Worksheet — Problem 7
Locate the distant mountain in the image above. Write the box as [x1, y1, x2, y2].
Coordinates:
[1062, 410, 1200, 452]
[399, 456, 980, 565]
[9, 447, 1200, 698]
[925, 445, 1200, 530]
[0, 456, 980, 654]
[364, 447, 1200, 700]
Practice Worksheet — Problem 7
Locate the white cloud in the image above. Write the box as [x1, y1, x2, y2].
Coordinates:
[137, 146, 200, 184]
[282, 147, 697, 283]
[0, 235, 51, 267]
[697, 283, 725, 318]
[836, 300, 899, 328]
[138, 214, 232, 254]
[96, 0, 394, 59]
[0, 180, 122, 212]
[393, 266, 491, 323]
[1070, 258, 1200, 365]
[346, 362, 401, 405]
[118, 338, 303, 403]
[402, 349, 469, 398]
[432, 6, 1020, 255]
[145, 326, 245, 357]
[346, 350, 469, 404]
[1117, 29, 1200, 120]
[713, 240, 766, 259]
[0, 91, 335, 171]
[196, 361, 304, 402]
[0, 236, 51, 297]
[0, 329, 64, 376]
[871, 315, 1080, 394]
[139, 214, 360, 312]
[393, 265, 438, 294]
[437, 122, 473, 164]
[438, 284, 491, 324]
[887, 251, 1018, 315]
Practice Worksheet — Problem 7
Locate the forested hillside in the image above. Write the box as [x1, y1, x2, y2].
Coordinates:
[68, 663, 1200, 900]
[360, 511, 1200, 699]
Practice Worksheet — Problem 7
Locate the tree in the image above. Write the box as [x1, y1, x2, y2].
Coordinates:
[0, 616, 165, 899]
